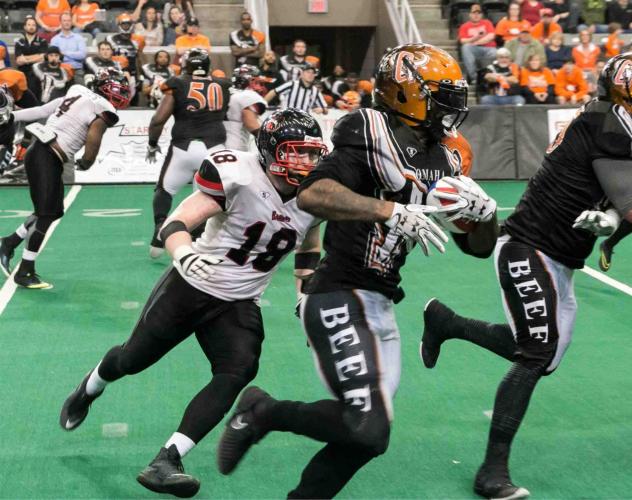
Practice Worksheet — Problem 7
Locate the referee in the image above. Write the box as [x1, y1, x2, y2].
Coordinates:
[264, 65, 327, 114]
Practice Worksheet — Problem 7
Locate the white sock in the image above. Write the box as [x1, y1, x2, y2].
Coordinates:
[22, 249, 38, 261]
[165, 432, 196, 458]
[16, 224, 28, 239]
[85, 362, 108, 396]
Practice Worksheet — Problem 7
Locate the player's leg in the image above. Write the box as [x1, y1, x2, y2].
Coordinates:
[599, 219, 632, 271]
[150, 144, 176, 257]
[138, 299, 264, 496]
[475, 240, 576, 499]
[13, 142, 65, 289]
[420, 236, 518, 368]
[59, 269, 204, 432]
[218, 290, 397, 498]
[0, 214, 36, 277]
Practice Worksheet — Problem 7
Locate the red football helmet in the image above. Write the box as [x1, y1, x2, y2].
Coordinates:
[94, 67, 132, 109]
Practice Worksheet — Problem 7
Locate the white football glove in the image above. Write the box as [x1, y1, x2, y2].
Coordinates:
[433, 176, 497, 223]
[173, 245, 222, 280]
[146, 144, 161, 164]
[385, 203, 449, 255]
[573, 209, 621, 236]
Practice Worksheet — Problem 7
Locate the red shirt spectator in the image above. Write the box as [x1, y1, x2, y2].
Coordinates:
[521, 0, 544, 25]
[459, 17, 496, 48]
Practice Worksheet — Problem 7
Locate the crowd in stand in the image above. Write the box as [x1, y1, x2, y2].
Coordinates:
[458, 0, 632, 104]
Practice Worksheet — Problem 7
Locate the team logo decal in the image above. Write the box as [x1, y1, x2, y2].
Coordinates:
[393, 51, 430, 84]
[406, 146, 418, 158]
[260, 191, 271, 199]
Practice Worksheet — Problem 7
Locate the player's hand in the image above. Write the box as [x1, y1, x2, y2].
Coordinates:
[74, 158, 92, 171]
[573, 209, 621, 236]
[385, 203, 448, 256]
[173, 245, 223, 281]
[295, 292, 305, 319]
[146, 144, 161, 163]
[433, 175, 497, 223]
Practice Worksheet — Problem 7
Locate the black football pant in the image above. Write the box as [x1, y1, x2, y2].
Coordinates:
[261, 290, 400, 498]
[97, 267, 264, 444]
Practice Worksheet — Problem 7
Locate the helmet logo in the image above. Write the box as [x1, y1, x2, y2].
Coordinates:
[614, 60, 632, 88]
[393, 50, 430, 84]
[265, 119, 278, 132]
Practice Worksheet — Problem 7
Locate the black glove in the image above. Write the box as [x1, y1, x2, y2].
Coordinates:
[75, 158, 92, 171]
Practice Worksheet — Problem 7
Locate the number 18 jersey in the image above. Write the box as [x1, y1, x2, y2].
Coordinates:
[188, 149, 319, 301]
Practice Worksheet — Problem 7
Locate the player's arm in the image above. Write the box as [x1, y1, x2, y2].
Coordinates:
[452, 214, 500, 258]
[593, 157, 632, 223]
[242, 107, 261, 135]
[294, 223, 321, 313]
[76, 116, 109, 170]
[264, 89, 277, 103]
[148, 91, 174, 145]
[13, 97, 63, 122]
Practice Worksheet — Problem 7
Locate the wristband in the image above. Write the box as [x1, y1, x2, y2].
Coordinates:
[294, 251, 320, 271]
[159, 220, 188, 243]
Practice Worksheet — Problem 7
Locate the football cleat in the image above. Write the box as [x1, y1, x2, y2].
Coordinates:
[14, 271, 53, 289]
[420, 298, 455, 368]
[59, 370, 103, 431]
[137, 444, 200, 498]
[149, 225, 165, 259]
[598, 241, 613, 272]
[217, 386, 274, 475]
[474, 465, 530, 500]
[0, 237, 14, 277]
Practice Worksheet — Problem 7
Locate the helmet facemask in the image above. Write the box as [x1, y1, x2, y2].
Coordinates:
[269, 140, 328, 186]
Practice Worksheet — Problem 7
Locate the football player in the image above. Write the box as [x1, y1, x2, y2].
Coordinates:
[0, 68, 131, 289]
[106, 13, 145, 103]
[141, 50, 179, 108]
[225, 64, 266, 151]
[216, 44, 499, 498]
[146, 48, 231, 259]
[418, 52, 632, 499]
[59, 109, 328, 498]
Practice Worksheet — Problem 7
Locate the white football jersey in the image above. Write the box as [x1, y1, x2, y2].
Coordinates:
[185, 149, 318, 301]
[225, 88, 266, 151]
[45, 85, 118, 157]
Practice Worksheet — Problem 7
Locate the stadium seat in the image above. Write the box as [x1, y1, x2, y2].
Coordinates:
[482, 0, 508, 13]
[486, 9, 507, 24]
[12, 1, 37, 8]
[102, 0, 133, 9]
[0, 33, 24, 46]
[6, 9, 29, 32]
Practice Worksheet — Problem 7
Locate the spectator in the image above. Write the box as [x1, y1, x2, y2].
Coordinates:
[15, 16, 48, 94]
[506, 28, 546, 66]
[142, 50, 178, 107]
[545, 31, 572, 70]
[164, 0, 195, 22]
[85, 40, 123, 76]
[458, 4, 496, 83]
[51, 12, 87, 82]
[544, 0, 580, 33]
[604, 23, 625, 58]
[175, 17, 210, 56]
[554, 59, 590, 104]
[495, 3, 532, 43]
[135, 6, 164, 47]
[572, 30, 600, 72]
[479, 47, 525, 105]
[32, 45, 71, 102]
[230, 11, 265, 67]
[333, 72, 371, 109]
[321, 64, 346, 98]
[265, 65, 327, 113]
[35, 0, 71, 42]
[606, 0, 632, 32]
[279, 39, 310, 81]
[164, 6, 186, 45]
[521, 0, 543, 26]
[520, 53, 555, 103]
[579, 0, 607, 33]
[72, 0, 103, 38]
[531, 8, 561, 46]
[258, 50, 283, 104]
[0, 41, 10, 69]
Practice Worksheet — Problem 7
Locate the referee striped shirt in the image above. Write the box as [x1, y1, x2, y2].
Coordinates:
[275, 80, 327, 112]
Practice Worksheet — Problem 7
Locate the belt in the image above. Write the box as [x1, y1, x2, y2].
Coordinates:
[47, 140, 68, 163]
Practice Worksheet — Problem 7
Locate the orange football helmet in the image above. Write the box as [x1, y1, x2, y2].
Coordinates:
[598, 52, 632, 114]
[374, 43, 468, 129]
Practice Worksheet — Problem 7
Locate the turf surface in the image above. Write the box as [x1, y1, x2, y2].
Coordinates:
[0, 181, 631, 499]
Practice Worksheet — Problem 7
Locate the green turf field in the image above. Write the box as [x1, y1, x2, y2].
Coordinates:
[1, 181, 631, 499]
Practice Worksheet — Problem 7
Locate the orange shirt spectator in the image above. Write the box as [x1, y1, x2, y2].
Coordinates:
[175, 18, 211, 56]
[36, 0, 71, 32]
[604, 24, 624, 58]
[520, 65, 555, 93]
[572, 44, 600, 71]
[554, 62, 589, 103]
[72, 1, 99, 28]
[530, 9, 562, 45]
[496, 18, 532, 42]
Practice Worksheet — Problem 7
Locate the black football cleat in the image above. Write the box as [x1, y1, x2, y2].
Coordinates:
[598, 241, 613, 272]
[474, 465, 530, 500]
[14, 271, 52, 289]
[149, 225, 165, 259]
[217, 386, 274, 475]
[137, 444, 200, 498]
[0, 237, 14, 277]
[59, 370, 103, 431]
[420, 298, 455, 368]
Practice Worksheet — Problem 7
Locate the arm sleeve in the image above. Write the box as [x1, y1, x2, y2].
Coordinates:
[274, 81, 292, 94]
[194, 158, 227, 210]
[593, 157, 632, 215]
[13, 97, 63, 122]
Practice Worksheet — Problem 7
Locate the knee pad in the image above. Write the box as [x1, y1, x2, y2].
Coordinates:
[343, 406, 391, 456]
[35, 215, 60, 232]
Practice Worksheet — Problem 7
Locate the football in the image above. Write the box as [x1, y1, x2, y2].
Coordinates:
[426, 177, 477, 234]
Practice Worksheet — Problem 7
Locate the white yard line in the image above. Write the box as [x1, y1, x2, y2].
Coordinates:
[580, 265, 632, 297]
[0, 185, 82, 316]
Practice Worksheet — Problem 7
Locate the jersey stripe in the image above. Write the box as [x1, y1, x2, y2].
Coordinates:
[614, 104, 632, 142]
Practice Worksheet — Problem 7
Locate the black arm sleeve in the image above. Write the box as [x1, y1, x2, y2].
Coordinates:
[593, 157, 632, 216]
[15, 89, 41, 109]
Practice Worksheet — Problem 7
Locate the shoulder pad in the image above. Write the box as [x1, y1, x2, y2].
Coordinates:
[584, 101, 632, 157]
[330, 108, 380, 148]
[195, 150, 256, 207]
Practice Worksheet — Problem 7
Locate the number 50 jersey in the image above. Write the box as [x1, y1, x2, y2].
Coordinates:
[188, 149, 319, 301]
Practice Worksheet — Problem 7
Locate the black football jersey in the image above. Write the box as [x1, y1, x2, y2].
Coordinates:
[299, 108, 472, 300]
[505, 99, 632, 268]
[106, 34, 142, 77]
[161, 74, 230, 148]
